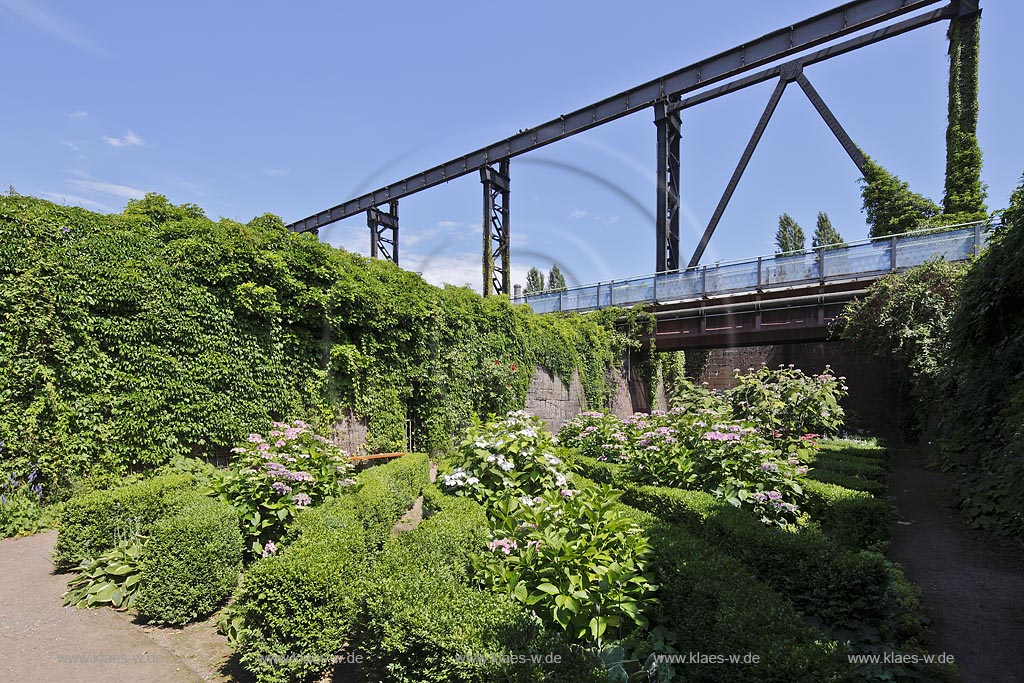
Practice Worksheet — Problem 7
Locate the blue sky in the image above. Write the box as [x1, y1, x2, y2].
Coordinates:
[1, 0, 1020, 292]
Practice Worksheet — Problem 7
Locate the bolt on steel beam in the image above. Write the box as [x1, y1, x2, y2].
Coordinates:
[367, 200, 399, 264]
[481, 160, 511, 296]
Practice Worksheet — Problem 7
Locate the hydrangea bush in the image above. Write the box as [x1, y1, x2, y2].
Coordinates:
[443, 411, 569, 502]
[473, 486, 656, 643]
[209, 420, 355, 559]
[728, 364, 848, 437]
[560, 405, 816, 527]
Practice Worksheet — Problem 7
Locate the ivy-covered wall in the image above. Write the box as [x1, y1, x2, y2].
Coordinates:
[0, 194, 627, 492]
[944, 7, 986, 217]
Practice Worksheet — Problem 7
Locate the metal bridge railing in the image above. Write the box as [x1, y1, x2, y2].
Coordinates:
[520, 220, 994, 314]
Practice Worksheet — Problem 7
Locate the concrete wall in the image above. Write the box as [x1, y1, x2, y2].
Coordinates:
[524, 366, 587, 433]
[330, 408, 369, 455]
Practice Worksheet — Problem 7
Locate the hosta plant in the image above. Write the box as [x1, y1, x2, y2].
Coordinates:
[443, 411, 570, 502]
[62, 535, 144, 610]
[473, 486, 657, 643]
[209, 420, 355, 560]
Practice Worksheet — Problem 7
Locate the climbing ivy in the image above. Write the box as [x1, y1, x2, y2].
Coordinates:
[0, 195, 625, 494]
[944, 8, 987, 217]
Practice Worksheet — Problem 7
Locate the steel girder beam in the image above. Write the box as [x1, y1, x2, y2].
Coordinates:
[655, 101, 682, 273]
[367, 201, 399, 263]
[481, 160, 511, 296]
[687, 75, 790, 269]
[286, 0, 948, 233]
[686, 59, 876, 267]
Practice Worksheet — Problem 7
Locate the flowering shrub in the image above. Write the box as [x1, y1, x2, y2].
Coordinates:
[443, 411, 569, 501]
[473, 486, 656, 643]
[0, 464, 47, 538]
[727, 364, 848, 437]
[209, 420, 355, 559]
[560, 409, 814, 527]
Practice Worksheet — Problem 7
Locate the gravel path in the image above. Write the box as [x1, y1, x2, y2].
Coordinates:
[888, 449, 1024, 683]
[0, 531, 230, 683]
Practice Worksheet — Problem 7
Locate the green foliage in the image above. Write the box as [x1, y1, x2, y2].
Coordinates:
[54, 473, 194, 570]
[208, 420, 355, 560]
[355, 496, 605, 683]
[618, 483, 911, 636]
[812, 211, 846, 249]
[0, 464, 47, 537]
[233, 454, 429, 683]
[525, 267, 546, 294]
[634, 510, 849, 682]
[548, 264, 568, 292]
[136, 494, 243, 625]
[803, 479, 889, 550]
[443, 411, 569, 501]
[62, 535, 144, 610]
[859, 157, 941, 237]
[0, 194, 623, 490]
[944, 10, 986, 216]
[473, 487, 656, 644]
[842, 260, 964, 440]
[774, 213, 806, 254]
[728, 365, 848, 437]
[944, 174, 1024, 537]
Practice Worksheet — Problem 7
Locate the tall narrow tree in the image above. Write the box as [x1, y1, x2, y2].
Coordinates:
[774, 213, 806, 254]
[547, 264, 567, 292]
[943, 7, 986, 217]
[812, 212, 846, 249]
[524, 267, 546, 295]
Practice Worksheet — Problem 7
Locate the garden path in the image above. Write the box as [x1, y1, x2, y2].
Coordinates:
[0, 531, 236, 682]
[888, 448, 1024, 683]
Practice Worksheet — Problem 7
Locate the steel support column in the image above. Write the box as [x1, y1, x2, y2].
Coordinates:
[655, 100, 682, 273]
[481, 159, 511, 296]
[367, 200, 399, 263]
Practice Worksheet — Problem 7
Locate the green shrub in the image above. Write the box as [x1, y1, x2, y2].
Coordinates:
[234, 454, 429, 683]
[727, 365, 848, 437]
[619, 483, 894, 630]
[355, 496, 604, 683]
[237, 499, 367, 683]
[1, 467, 47, 538]
[349, 452, 429, 550]
[136, 494, 243, 625]
[54, 473, 193, 570]
[473, 486, 656, 643]
[808, 469, 887, 496]
[631, 509, 849, 683]
[803, 479, 889, 549]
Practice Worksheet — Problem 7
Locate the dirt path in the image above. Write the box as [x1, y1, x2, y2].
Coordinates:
[0, 531, 237, 683]
[888, 448, 1024, 683]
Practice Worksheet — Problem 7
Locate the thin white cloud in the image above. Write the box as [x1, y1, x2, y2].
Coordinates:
[68, 173, 147, 200]
[40, 191, 113, 213]
[68, 110, 88, 120]
[264, 168, 291, 178]
[0, 0, 106, 55]
[59, 139, 79, 152]
[102, 131, 144, 147]
[568, 208, 588, 220]
[595, 215, 621, 226]
[436, 220, 461, 228]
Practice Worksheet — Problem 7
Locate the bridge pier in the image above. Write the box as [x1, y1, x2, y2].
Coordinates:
[655, 101, 681, 273]
[367, 200, 399, 263]
[481, 160, 511, 296]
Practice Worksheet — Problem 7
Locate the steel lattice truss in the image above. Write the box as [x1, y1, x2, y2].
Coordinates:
[285, 0, 980, 294]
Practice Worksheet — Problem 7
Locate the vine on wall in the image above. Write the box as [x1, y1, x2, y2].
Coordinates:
[0, 195, 626, 492]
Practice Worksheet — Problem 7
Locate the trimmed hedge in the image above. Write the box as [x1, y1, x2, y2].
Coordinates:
[54, 473, 193, 570]
[628, 507, 849, 683]
[803, 479, 889, 549]
[350, 453, 430, 550]
[235, 453, 431, 683]
[620, 483, 901, 630]
[136, 493, 243, 625]
[354, 495, 604, 683]
[809, 469, 887, 496]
